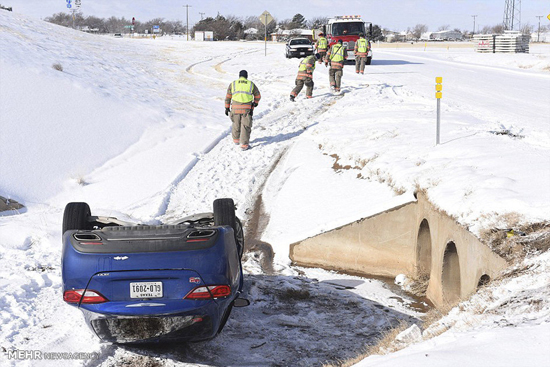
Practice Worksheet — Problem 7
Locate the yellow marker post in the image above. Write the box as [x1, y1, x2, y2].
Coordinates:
[436, 77, 442, 145]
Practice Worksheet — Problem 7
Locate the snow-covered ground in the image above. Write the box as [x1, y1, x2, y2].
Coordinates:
[1, 10, 549, 367]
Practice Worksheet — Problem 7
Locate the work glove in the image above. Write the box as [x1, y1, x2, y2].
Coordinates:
[225, 107, 230, 116]
[253, 102, 258, 107]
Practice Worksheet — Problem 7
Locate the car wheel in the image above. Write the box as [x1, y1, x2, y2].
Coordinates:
[62, 202, 92, 233]
[234, 217, 244, 259]
[366, 57, 372, 65]
[213, 198, 244, 258]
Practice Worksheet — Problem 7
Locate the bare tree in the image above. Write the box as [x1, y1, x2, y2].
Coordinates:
[437, 25, 450, 31]
[492, 24, 505, 34]
[411, 24, 428, 40]
[278, 18, 291, 30]
[520, 23, 533, 35]
[308, 16, 328, 30]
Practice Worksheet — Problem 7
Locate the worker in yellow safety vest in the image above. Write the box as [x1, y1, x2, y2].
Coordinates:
[225, 70, 261, 151]
[354, 33, 370, 74]
[315, 32, 328, 64]
[325, 40, 347, 93]
[290, 53, 321, 101]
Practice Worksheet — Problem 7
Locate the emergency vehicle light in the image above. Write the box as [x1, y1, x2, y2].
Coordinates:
[335, 15, 362, 19]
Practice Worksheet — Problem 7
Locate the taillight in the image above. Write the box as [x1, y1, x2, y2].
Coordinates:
[185, 285, 231, 299]
[63, 289, 108, 304]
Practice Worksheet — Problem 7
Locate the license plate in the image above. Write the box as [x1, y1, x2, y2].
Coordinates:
[300, 52, 305, 55]
[130, 282, 163, 298]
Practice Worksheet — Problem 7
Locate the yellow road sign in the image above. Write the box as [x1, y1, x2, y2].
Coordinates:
[260, 11, 274, 26]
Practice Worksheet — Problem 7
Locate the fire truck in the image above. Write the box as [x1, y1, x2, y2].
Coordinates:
[320, 15, 373, 64]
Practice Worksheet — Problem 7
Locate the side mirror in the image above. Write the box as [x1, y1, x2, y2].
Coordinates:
[369, 24, 373, 37]
[233, 298, 250, 307]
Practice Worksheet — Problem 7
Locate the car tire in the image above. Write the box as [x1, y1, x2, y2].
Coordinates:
[213, 198, 244, 259]
[62, 202, 92, 233]
[366, 57, 372, 65]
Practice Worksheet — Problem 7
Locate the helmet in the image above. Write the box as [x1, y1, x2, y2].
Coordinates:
[314, 53, 321, 60]
[319, 32, 324, 36]
[239, 70, 248, 78]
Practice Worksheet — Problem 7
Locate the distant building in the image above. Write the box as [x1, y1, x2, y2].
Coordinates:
[271, 29, 313, 42]
[530, 31, 550, 42]
[195, 31, 214, 41]
[429, 30, 463, 41]
[384, 30, 410, 42]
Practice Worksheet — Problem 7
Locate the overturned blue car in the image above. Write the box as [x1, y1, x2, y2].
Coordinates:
[61, 198, 248, 343]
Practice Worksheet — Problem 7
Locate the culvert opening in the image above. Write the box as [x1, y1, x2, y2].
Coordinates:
[442, 241, 461, 304]
[416, 219, 432, 276]
[477, 274, 491, 288]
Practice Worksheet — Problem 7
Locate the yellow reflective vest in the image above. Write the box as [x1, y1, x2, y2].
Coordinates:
[329, 44, 345, 63]
[317, 37, 328, 50]
[231, 77, 255, 104]
[298, 55, 316, 77]
[356, 38, 368, 53]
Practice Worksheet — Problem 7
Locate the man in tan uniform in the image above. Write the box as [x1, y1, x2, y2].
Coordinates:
[290, 53, 321, 101]
[326, 40, 347, 93]
[354, 33, 370, 74]
[314, 33, 328, 64]
[225, 70, 261, 151]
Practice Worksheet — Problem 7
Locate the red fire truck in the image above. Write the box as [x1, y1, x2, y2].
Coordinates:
[321, 15, 373, 64]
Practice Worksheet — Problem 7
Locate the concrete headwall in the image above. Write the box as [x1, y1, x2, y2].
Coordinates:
[289, 192, 508, 308]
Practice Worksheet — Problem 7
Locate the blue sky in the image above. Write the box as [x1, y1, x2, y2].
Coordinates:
[4, 0, 549, 31]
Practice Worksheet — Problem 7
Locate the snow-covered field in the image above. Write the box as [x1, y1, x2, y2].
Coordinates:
[1, 10, 549, 367]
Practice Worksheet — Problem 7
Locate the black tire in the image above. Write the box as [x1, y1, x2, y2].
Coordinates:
[62, 202, 92, 233]
[213, 198, 244, 259]
[366, 57, 372, 65]
[234, 217, 244, 259]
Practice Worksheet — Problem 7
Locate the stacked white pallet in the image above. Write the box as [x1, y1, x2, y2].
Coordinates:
[473, 34, 495, 53]
[495, 31, 530, 53]
[473, 32, 530, 53]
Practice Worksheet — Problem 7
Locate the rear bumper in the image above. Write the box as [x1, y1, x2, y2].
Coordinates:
[288, 49, 314, 57]
[82, 303, 221, 342]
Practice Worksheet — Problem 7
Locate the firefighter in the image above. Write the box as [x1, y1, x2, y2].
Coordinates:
[325, 39, 347, 93]
[225, 70, 261, 151]
[314, 32, 328, 64]
[354, 33, 369, 74]
[290, 53, 321, 102]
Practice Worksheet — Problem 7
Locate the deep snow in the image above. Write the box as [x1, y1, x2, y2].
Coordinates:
[1, 10, 549, 367]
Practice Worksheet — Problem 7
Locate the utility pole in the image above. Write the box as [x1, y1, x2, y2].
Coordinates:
[199, 12, 205, 20]
[536, 16, 543, 42]
[471, 15, 477, 36]
[183, 4, 191, 40]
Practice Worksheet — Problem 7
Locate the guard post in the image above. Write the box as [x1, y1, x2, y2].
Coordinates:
[435, 77, 442, 145]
